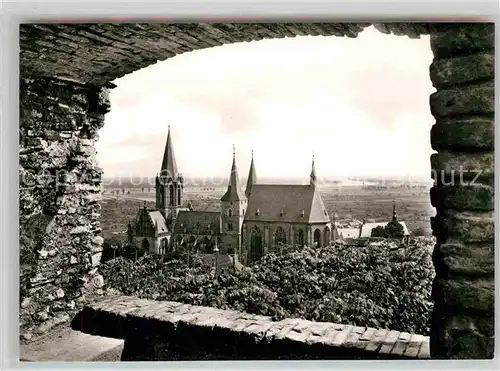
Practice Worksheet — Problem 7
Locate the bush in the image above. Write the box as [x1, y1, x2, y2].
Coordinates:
[101, 240, 434, 335]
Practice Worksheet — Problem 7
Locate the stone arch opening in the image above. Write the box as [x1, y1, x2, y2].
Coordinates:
[18, 23, 495, 359]
[323, 226, 330, 246]
[313, 228, 322, 247]
[296, 228, 305, 247]
[141, 238, 150, 252]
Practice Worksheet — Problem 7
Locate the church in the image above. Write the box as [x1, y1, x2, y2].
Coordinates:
[128, 127, 335, 265]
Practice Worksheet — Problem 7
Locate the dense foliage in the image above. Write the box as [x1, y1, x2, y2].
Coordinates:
[371, 220, 405, 238]
[101, 239, 435, 335]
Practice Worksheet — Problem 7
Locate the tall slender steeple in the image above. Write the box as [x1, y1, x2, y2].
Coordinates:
[245, 149, 257, 198]
[310, 152, 317, 187]
[160, 125, 178, 178]
[156, 124, 183, 222]
[221, 144, 245, 201]
[392, 200, 397, 221]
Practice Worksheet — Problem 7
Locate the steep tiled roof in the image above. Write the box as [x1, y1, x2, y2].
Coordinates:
[174, 211, 221, 235]
[359, 221, 411, 238]
[221, 149, 246, 202]
[244, 184, 330, 223]
[148, 211, 169, 235]
[133, 208, 169, 236]
[160, 126, 178, 178]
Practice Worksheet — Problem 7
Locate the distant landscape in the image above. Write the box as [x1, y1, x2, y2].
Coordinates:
[100, 177, 434, 243]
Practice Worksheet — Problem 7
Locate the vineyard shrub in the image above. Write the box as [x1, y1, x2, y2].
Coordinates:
[101, 239, 435, 335]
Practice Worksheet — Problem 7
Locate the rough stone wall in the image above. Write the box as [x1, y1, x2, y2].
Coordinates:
[72, 296, 431, 361]
[428, 23, 495, 359]
[19, 78, 111, 339]
[20, 23, 433, 86]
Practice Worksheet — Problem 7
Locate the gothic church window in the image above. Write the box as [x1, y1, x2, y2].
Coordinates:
[169, 185, 174, 206]
[274, 226, 287, 247]
[227, 223, 233, 231]
[228, 209, 233, 217]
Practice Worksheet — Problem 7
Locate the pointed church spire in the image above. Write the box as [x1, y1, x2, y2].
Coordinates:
[221, 144, 245, 201]
[245, 149, 257, 198]
[392, 200, 397, 221]
[160, 124, 178, 178]
[310, 152, 317, 187]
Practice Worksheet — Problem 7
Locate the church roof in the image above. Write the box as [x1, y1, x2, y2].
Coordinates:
[174, 211, 221, 235]
[149, 211, 169, 234]
[359, 221, 411, 238]
[221, 147, 245, 202]
[244, 184, 330, 223]
[134, 208, 169, 236]
[160, 126, 179, 178]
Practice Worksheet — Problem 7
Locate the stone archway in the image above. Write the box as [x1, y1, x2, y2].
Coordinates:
[313, 228, 322, 247]
[18, 23, 495, 359]
[323, 226, 330, 246]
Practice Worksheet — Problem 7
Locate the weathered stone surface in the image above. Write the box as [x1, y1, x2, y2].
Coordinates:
[430, 23, 494, 58]
[19, 23, 437, 85]
[431, 210, 494, 244]
[430, 151, 494, 183]
[429, 52, 494, 88]
[436, 242, 494, 277]
[71, 296, 429, 360]
[433, 278, 494, 314]
[431, 119, 494, 151]
[19, 78, 108, 338]
[430, 85, 494, 119]
[430, 184, 494, 211]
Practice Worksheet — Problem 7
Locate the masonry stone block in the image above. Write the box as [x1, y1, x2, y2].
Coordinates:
[435, 242, 494, 277]
[430, 184, 494, 211]
[432, 277, 494, 314]
[429, 85, 494, 119]
[429, 52, 494, 88]
[430, 23, 495, 59]
[431, 119, 494, 151]
[430, 151, 493, 184]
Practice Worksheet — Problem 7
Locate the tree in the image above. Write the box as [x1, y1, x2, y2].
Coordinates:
[385, 220, 404, 238]
[371, 225, 387, 238]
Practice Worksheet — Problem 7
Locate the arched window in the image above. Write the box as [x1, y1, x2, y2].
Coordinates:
[313, 229, 321, 248]
[249, 226, 263, 265]
[324, 226, 331, 246]
[177, 187, 181, 206]
[169, 185, 174, 206]
[296, 228, 304, 247]
[228, 209, 233, 216]
[141, 238, 150, 252]
[274, 226, 287, 248]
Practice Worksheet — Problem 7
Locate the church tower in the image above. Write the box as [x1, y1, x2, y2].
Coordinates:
[245, 149, 257, 198]
[156, 125, 184, 227]
[220, 145, 246, 255]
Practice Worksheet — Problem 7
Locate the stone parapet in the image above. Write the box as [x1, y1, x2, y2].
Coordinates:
[71, 296, 430, 361]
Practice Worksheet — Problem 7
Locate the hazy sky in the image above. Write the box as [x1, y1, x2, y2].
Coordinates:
[96, 25, 435, 180]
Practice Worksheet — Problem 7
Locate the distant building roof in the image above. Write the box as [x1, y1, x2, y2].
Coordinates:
[359, 221, 411, 238]
[244, 184, 330, 223]
[174, 211, 221, 235]
[338, 228, 360, 239]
